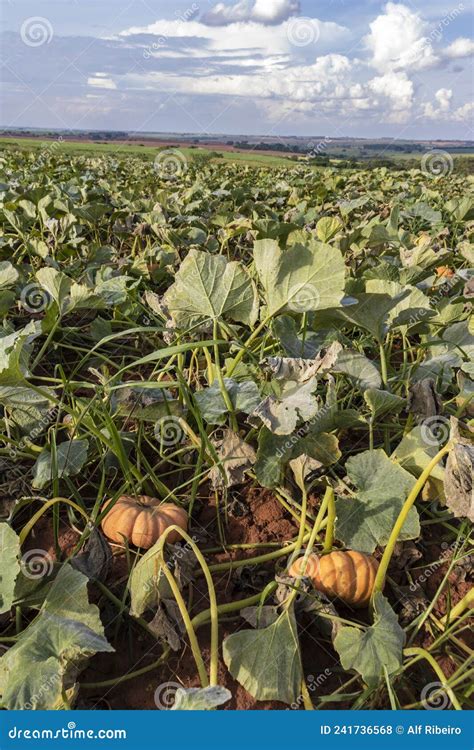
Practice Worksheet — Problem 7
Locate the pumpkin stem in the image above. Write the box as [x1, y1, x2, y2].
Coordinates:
[371, 443, 451, 607]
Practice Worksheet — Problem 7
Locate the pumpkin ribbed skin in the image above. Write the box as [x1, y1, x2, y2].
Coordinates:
[101, 496, 187, 549]
[289, 550, 378, 608]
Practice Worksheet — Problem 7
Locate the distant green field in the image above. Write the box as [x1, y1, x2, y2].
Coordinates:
[0, 136, 294, 168]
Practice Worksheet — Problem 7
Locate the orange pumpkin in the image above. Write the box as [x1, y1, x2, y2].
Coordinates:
[101, 496, 187, 549]
[435, 266, 454, 279]
[288, 550, 378, 608]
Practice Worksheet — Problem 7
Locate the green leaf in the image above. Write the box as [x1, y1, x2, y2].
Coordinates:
[195, 378, 260, 424]
[223, 607, 302, 704]
[32, 439, 89, 489]
[250, 377, 320, 435]
[0, 321, 42, 386]
[163, 248, 258, 328]
[335, 449, 420, 553]
[0, 262, 18, 289]
[316, 216, 342, 242]
[0, 565, 113, 709]
[129, 542, 173, 617]
[253, 237, 345, 316]
[172, 686, 232, 710]
[0, 524, 20, 614]
[334, 593, 404, 687]
[364, 388, 406, 419]
[334, 349, 382, 390]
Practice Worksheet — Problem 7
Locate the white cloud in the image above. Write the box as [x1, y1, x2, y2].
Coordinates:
[202, 0, 300, 26]
[87, 76, 116, 89]
[443, 37, 474, 59]
[365, 2, 438, 72]
[422, 88, 452, 119]
[368, 71, 414, 122]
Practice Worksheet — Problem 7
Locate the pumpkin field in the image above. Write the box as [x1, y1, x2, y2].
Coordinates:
[0, 144, 472, 712]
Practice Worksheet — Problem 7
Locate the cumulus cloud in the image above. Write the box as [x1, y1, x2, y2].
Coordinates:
[201, 0, 300, 26]
[365, 2, 438, 72]
[443, 37, 474, 59]
[422, 88, 452, 119]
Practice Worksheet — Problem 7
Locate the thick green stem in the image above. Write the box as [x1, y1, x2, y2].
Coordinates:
[213, 319, 237, 431]
[225, 316, 272, 377]
[379, 342, 388, 388]
[322, 487, 336, 554]
[19, 497, 89, 545]
[371, 444, 451, 603]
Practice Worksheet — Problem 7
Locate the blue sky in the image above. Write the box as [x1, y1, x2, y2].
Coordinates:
[1, 0, 473, 138]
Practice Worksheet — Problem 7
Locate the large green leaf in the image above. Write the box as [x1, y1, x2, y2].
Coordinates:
[333, 593, 404, 687]
[163, 248, 258, 328]
[0, 524, 20, 614]
[32, 439, 89, 489]
[195, 378, 260, 424]
[223, 607, 302, 704]
[0, 565, 113, 709]
[0, 321, 41, 386]
[335, 449, 420, 553]
[253, 237, 345, 316]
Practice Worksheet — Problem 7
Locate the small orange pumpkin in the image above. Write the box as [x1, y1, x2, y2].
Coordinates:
[435, 266, 454, 279]
[289, 550, 378, 608]
[101, 496, 187, 549]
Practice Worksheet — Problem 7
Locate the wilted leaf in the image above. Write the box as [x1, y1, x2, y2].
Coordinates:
[70, 527, 112, 582]
[250, 377, 319, 435]
[210, 429, 256, 489]
[408, 379, 442, 422]
[262, 341, 342, 384]
[444, 420, 474, 522]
